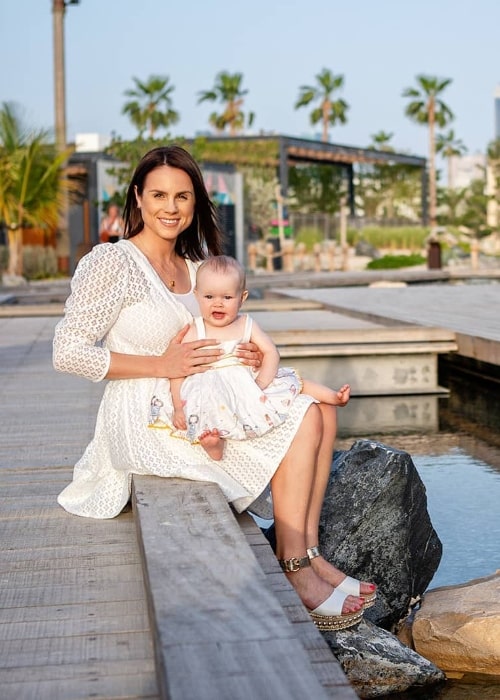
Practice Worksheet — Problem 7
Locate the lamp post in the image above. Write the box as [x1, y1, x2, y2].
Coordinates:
[52, 0, 79, 273]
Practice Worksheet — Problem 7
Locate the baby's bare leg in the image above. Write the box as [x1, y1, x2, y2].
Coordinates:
[199, 429, 225, 461]
[302, 379, 351, 407]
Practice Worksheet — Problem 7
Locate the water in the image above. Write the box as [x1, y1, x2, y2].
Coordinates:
[335, 395, 500, 699]
[414, 447, 500, 589]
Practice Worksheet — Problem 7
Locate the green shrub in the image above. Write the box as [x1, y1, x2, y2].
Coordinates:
[293, 226, 324, 251]
[23, 246, 58, 280]
[348, 226, 429, 251]
[366, 253, 426, 270]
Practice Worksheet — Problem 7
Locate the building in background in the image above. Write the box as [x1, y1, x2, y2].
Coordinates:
[448, 153, 486, 189]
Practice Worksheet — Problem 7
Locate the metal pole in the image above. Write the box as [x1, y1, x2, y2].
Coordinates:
[53, 0, 66, 155]
[52, 0, 70, 272]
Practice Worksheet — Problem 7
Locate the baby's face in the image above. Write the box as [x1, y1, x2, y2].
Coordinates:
[195, 269, 246, 327]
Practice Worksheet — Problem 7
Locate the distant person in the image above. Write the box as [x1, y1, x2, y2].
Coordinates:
[99, 204, 124, 243]
[152, 255, 352, 462]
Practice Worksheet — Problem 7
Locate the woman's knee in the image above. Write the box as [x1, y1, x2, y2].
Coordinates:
[319, 403, 337, 431]
[301, 403, 323, 443]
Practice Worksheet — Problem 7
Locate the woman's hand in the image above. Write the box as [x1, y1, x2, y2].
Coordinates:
[161, 325, 223, 379]
[235, 341, 263, 369]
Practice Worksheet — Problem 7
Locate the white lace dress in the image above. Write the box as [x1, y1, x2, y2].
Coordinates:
[54, 240, 314, 519]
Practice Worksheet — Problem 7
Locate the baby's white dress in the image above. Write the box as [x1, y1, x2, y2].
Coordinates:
[150, 315, 302, 441]
[53, 241, 315, 519]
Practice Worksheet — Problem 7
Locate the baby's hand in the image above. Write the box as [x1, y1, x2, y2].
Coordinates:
[334, 384, 351, 407]
[173, 407, 187, 430]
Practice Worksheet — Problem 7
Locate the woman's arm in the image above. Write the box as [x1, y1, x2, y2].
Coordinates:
[249, 321, 280, 390]
[106, 327, 222, 380]
[53, 246, 222, 382]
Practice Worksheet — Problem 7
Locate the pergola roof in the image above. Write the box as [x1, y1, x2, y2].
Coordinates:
[192, 134, 426, 168]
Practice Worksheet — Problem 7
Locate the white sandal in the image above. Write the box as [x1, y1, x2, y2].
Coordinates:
[307, 546, 377, 610]
[278, 555, 364, 631]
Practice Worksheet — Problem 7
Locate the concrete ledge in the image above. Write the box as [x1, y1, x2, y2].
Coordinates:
[132, 476, 356, 700]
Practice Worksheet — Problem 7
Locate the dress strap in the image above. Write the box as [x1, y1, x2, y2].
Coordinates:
[242, 314, 253, 343]
[194, 316, 206, 339]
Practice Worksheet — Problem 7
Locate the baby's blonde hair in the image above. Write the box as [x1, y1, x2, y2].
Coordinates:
[197, 255, 246, 291]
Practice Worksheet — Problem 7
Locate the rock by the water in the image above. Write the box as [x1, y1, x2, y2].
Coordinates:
[412, 571, 500, 677]
[323, 619, 446, 698]
[319, 439, 442, 630]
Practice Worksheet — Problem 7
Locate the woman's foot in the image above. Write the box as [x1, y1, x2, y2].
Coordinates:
[308, 551, 376, 603]
[282, 562, 363, 615]
[199, 429, 224, 461]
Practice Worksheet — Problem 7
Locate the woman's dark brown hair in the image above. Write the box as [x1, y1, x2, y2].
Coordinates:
[123, 145, 224, 260]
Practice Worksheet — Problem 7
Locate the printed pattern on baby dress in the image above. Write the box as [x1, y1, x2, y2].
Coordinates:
[149, 315, 302, 442]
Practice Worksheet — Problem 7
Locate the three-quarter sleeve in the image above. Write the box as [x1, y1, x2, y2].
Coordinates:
[53, 244, 130, 382]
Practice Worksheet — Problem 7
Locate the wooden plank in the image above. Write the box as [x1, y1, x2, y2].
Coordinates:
[0, 631, 154, 667]
[270, 325, 457, 344]
[278, 340, 458, 358]
[1, 600, 147, 626]
[0, 468, 158, 700]
[133, 476, 337, 700]
[0, 674, 158, 700]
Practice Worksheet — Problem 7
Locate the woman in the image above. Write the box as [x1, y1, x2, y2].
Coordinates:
[53, 145, 375, 630]
[99, 203, 125, 243]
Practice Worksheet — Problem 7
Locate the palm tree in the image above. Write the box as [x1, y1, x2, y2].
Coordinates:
[369, 131, 394, 152]
[436, 129, 467, 188]
[198, 72, 254, 135]
[295, 68, 349, 142]
[0, 102, 72, 277]
[403, 75, 454, 229]
[122, 75, 179, 138]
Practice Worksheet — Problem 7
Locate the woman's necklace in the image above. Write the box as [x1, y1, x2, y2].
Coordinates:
[135, 241, 179, 291]
[148, 257, 178, 290]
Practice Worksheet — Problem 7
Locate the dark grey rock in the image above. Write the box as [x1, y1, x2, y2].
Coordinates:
[323, 619, 446, 699]
[319, 439, 442, 630]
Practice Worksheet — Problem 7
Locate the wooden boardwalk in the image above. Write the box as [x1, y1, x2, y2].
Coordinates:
[0, 314, 356, 699]
[251, 281, 500, 367]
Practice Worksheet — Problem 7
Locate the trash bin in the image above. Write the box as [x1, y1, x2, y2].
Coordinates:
[266, 237, 282, 270]
[427, 240, 442, 269]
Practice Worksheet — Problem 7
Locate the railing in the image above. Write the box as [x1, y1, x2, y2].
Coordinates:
[247, 239, 349, 273]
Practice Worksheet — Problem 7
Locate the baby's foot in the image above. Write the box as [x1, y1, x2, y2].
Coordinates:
[199, 429, 224, 461]
[332, 384, 351, 407]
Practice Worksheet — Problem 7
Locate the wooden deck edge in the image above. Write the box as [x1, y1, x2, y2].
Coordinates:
[131, 476, 357, 700]
[277, 340, 458, 358]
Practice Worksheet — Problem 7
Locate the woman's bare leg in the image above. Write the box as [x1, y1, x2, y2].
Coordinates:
[306, 403, 376, 597]
[271, 404, 362, 614]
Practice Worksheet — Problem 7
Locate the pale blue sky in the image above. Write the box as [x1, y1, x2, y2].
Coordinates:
[1, 0, 499, 161]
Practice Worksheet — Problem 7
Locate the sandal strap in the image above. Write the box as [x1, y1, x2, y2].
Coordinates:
[278, 555, 311, 573]
[311, 587, 348, 616]
[306, 545, 321, 560]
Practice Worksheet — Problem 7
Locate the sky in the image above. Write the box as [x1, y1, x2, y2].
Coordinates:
[1, 0, 500, 163]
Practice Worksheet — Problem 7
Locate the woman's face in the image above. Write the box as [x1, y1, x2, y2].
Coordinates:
[135, 165, 195, 242]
